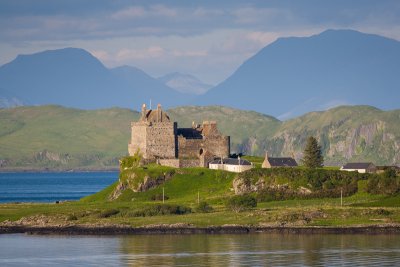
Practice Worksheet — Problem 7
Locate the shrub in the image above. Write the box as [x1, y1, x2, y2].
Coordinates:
[226, 194, 257, 212]
[195, 201, 213, 213]
[366, 173, 400, 195]
[150, 193, 169, 201]
[98, 209, 120, 218]
[130, 204, 191, 217]
[66, 214, 78, 221]
[120, 150, 142, 170]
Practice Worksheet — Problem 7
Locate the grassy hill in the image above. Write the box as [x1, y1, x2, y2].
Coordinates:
[0, 105, 139, 169]
[0, 105, 399, 170]
[1, 165, 399, 228]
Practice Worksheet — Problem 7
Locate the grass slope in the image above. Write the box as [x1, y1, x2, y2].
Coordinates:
[1, 166, 399, 227]
[0, 104, 399, 170]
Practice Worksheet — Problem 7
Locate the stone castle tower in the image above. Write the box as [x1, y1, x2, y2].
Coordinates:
[128, 104, 230, 168]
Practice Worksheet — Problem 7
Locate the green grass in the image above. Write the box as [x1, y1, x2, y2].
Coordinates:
[1, 165, 399, 228]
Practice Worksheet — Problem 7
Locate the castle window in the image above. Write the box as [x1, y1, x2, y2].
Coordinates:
[199, 148, 203, 156]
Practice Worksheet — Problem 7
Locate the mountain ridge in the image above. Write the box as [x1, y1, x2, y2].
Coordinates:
[197, 29, 400, 118]
[0, 48, 190, 109]
[0, 104, 398, 170]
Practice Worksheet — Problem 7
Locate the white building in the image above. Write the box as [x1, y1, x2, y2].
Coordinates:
[340, 162, 377, 173]
[209, 157, 253, 173]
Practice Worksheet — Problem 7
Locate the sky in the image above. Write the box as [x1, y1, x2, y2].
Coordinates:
[1, 0, 400, 85]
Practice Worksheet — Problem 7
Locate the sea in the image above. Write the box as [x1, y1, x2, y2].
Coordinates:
[0, 172, 400, 266]
[0, 171, 118, 203]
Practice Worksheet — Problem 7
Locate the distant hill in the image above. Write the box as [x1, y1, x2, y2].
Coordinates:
[158, 72, 213, 95]
[0, 105, 399, 170]
[0, 48, 190, 109]
[197, 29, 400, 119]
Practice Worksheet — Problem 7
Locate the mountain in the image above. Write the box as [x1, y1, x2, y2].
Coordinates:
[158, 72, 213, 95]
[0, 88, 25, 108]
[197, 29, 400, 119]
[241, 105, 400, 166]
[0, 48, 189, 109]
[0, 105, 399, 170]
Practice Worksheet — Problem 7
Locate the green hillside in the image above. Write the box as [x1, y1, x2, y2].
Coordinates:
[0, 105, 399, 170]
[0, 105, 139, 169]
[1, 164, 399, 228]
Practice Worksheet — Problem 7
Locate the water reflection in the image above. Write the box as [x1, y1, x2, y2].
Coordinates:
[117, 234, 400, 266]
[0, 234, 399, 266]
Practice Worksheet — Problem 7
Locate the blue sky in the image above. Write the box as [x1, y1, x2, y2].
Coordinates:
[1, 0, 400, 84]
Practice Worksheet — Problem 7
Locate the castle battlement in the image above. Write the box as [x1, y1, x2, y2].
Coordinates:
[128, 104, 230, 168]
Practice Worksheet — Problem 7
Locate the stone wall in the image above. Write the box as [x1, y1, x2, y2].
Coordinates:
[179, 159, 200, 168]
[128, 105, 230, 168]
[159, 159, 180, 168]
[128, 122, 147, 157]
[145, 122, 176, 159]
[177, 137, 203, 159]
[177, 135, 230, 161]
[130, 121, 177, 160]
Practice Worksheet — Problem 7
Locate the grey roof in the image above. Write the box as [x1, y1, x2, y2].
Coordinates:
[268, 157, 298, 167]
[341, 162, 375, 169]
[177, 128, 202, 139]
[209, 158, 251, 166]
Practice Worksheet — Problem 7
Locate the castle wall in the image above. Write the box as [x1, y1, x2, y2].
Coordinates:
[129, 121, 177, 159]
[179, 159, 200, 168]
[128, 122, 147, 157]
[177, 137, 204, 159]
[177, 135, 230, 167]
[145, 122, 176, 159]
[159, 159, 180, 168]
[128, 104, 230, 168]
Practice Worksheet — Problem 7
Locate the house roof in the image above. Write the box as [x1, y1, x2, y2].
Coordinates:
[268, 157, 298, 167]
[341, 162, 375, 170]
[209, 158, 251, 166]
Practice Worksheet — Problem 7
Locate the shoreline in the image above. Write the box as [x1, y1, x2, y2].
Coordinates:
[0, 168, 119, 173]
[1, 225, 400, 235]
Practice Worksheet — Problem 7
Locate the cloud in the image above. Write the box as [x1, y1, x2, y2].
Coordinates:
[110, 5, 177, 21]
[90, 49, 110, 62]
[116, 46, 165, 61]
[232, 7, 293, 25]
[110, 6, 146, 20]
[1, 1, 400, 85]
[246, 31, 280, 45]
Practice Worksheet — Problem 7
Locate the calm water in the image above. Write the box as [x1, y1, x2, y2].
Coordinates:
[0, 172, 118, 203]
[0, 233, 399, 266]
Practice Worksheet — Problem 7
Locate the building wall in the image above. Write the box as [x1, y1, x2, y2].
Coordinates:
[209, 163, 253, 173]
[128, 122, 147, 157]
[177, 135, 230, 166]
[158, 159, 180, 168]
[128, 107, 230, 168]
[340, 168, 366, 173]
[129, 121, 177, 159]
[145, 122, 176, 159]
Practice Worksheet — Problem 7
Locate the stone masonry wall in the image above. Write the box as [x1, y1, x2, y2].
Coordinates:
[128, 122, 147, 157]
[145, 122, 176, 159]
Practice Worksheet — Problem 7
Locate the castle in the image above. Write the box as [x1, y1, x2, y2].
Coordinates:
[128, 104, 230, 168]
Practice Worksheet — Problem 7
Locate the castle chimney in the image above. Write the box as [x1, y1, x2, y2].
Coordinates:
[157, 103, 161, 122]
[141, 103, 147, 119]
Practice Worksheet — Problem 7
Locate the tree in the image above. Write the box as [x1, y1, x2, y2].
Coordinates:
[302, 136, 324, 168]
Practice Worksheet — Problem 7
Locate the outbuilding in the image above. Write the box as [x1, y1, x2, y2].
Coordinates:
[262, 152, 298, 168]
[209, 157, 253, 173]
[340, 162, 377, 173]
